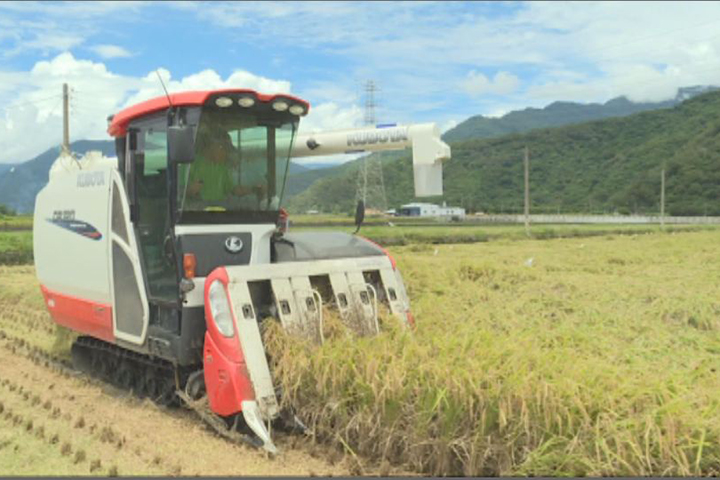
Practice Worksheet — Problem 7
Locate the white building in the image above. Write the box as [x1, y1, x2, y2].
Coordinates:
[398, 202, 465, 219]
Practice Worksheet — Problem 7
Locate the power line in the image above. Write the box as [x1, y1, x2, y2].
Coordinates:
[47, 97, 64, 118]
[0, 94, 63, 113]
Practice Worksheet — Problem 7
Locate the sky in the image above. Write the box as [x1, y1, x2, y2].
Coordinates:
[2, 1, 720, 164]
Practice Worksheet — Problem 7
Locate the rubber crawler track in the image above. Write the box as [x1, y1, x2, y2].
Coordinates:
[71, 336, 263, 449]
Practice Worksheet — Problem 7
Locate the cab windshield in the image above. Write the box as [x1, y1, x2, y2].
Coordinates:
[177, 108, 297, 220]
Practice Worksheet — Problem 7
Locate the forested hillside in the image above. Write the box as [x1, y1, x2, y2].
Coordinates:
[288, 89, 720, 216]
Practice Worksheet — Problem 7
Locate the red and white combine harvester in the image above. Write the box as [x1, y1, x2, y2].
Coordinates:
[33, 89, 450, 452]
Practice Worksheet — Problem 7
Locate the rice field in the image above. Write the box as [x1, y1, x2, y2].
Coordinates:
[0, 215, 33, 230]
[306, 222, 717, 246]
[266, 229, 720, 476]
[2, 227, 719, 475]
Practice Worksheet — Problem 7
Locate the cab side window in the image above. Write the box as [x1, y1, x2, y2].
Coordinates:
[129, 119, 178, 303]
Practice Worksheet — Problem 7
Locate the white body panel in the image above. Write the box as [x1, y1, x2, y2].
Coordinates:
[34, 161, 115, 304]
[35, 152, 150, 346]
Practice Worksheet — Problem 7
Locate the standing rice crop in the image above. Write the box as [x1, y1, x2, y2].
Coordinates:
[265, 230, 720, 476]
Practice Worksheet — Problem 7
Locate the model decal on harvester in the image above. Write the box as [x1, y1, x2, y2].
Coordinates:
[46, 217, 103, 240]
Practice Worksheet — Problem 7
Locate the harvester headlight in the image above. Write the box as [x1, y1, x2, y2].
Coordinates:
[272, 100, 289, 112]
[238, 96, 255, 108]
[215, 96, 233, 108]
[208, 280, 235, 338]
[289, 104, 305, 116]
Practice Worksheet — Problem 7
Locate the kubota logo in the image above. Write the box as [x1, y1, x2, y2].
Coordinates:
[346, 127, 408, 147]
[225, 236, 243, 253]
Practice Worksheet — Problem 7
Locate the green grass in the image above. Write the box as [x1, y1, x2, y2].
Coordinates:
[295, 222, 720, 245]
[289, 213, 435, 227]
[0, 231, 33, 265]
[266, 229, 720, 476]
[0, 215, 32, 230]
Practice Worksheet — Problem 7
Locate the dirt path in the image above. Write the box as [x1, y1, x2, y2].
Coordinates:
[0, 340, 357, 476]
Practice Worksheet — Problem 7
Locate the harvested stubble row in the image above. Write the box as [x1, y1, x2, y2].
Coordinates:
[264, 230, 720, 476]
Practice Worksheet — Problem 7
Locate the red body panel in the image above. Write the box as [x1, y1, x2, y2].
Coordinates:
[203, 331, 255, 416]
[108, 89, 311, 137]
[40, 285, 114, 342]
[202, 267, 255, 416]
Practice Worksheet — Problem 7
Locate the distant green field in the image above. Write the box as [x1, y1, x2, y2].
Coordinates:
[294, 222, 720, 245]
[0, 215, 32, 230]
[0, 231, 33, 265]
[290, 213, 424, 226]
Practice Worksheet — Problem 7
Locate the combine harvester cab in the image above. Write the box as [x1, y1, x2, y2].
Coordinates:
[33, 89, 450, 452]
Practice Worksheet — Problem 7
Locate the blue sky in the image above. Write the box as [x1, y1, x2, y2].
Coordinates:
[2, 1, 720, 163]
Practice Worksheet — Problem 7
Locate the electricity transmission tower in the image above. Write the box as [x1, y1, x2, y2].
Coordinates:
[355, 80, 388, 213]
[62, 83, 70, 154]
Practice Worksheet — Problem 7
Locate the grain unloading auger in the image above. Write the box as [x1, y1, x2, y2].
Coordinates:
[33, 89, 451, 453]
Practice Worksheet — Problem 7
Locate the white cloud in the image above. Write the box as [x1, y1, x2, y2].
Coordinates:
[0, 52, 361, 164]
[462, 71, 520, 97]
[119, 67, 293, 111]
[291, 102, 365, 166]
[299, 102, 363, 134]
[4, 1, 720, 156]
[90, 44, 132, 59]
[25, 33, 86, 53]
[180, 1, 720, 119]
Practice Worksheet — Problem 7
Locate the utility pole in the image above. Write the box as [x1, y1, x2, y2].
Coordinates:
[62, 83, 70, 155]
[524, 146, 530, 236]
[660, 165, 666, 229]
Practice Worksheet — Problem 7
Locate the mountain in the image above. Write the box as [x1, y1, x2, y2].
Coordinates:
[284, 151, 407, 200]
[287, 162, 309, 175]
[288, 89, 720, 216]
[294, 161, 345, 170]
[6, 86, 719, 215]
[442, 86, 719, 143]
[0, 164, 17, 176]
[283, 86, 720, 202]
[0, 140, 116, 214]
